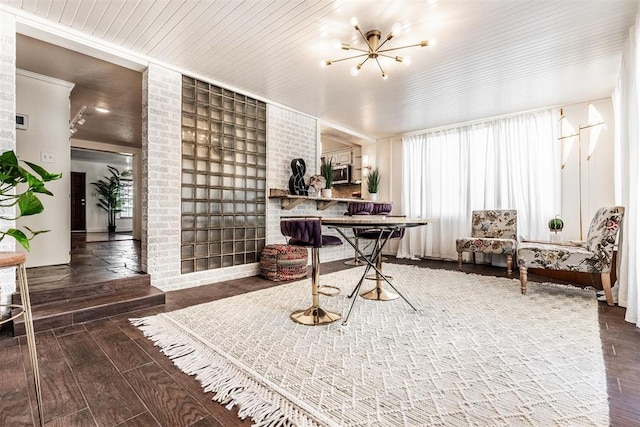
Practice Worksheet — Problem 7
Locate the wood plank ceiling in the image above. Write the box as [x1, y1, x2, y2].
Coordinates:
[3, 0, 638, 141]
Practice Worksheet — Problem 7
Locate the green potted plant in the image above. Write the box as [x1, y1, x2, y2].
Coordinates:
[92, 165, 124, 233]
[320, 157, 333, 198]
[367, 167, 380, 201]
[0, 150, 62, 250]
[548, 215, 564, 243]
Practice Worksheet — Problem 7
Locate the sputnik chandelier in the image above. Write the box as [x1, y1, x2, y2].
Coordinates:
[322, 17, 431, 79]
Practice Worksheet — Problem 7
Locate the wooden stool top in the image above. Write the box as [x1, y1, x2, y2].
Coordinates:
[0, 252, 27, 268]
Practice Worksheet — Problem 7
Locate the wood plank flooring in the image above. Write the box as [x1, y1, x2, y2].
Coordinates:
[1, 258, 638, 426]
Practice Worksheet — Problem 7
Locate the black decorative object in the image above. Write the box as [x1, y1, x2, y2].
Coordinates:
[288, 158, 309, 196]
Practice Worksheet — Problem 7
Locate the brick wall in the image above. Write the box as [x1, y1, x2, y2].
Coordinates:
[0, 11, 16, 309]
[266, 105, 353, 263]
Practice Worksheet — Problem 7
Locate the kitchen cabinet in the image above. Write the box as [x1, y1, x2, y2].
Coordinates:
[326, 149, 352, 165]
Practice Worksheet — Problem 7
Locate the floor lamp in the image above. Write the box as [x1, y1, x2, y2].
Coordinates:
[558, 105, 606, 240]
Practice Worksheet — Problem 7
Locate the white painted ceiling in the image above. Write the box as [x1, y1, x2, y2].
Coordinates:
[3, 0, 638, 143]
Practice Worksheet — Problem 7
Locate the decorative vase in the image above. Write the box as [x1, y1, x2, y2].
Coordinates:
[322, 188, 332, 198]
[369, 193, 378, 201]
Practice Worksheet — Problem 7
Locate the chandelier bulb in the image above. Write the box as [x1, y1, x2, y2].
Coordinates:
[403, 55, 412, 65]
[351, 65, 361, 76]
[391, 23, 403, 37]
[395, 56, 403, 63]
[350, 17, 358, 27]
[321, 59, 332, 67]
[341, 43, 350, 50]
[382, 72, 388, 80]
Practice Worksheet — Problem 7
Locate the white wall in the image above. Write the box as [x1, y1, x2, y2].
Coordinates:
[16, 70, 73, 268]
[70, 159, 133, 233]
[560, 98, 615, 240]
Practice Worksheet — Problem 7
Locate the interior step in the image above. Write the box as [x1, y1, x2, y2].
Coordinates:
[12, 274, 151, 306]
[12, 286, 165, 336]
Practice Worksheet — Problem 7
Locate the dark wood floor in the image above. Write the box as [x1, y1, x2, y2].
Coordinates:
[1, 256, 638, 426]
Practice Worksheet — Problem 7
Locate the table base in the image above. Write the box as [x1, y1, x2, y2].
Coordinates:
[361, 286, 399, 301]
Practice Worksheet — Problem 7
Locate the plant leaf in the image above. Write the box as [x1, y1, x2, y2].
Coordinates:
[17, 191, 45, 216]
[2, 229, 30, 251]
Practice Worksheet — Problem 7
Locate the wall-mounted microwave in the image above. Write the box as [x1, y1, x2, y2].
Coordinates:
[332, 164, 351, 185]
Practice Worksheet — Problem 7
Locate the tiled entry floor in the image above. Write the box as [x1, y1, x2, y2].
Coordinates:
[26, 232, 142, 290]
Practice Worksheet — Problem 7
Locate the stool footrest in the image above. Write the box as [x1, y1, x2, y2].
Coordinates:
[317, 285, 340, 297]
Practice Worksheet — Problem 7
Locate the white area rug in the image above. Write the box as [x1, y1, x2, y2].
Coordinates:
[134, 265, 608, 426]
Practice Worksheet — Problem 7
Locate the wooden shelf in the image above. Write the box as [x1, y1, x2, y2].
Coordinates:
[269, 189, 386, 211]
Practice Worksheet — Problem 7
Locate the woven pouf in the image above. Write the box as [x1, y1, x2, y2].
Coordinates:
[259, 244, 308, 281]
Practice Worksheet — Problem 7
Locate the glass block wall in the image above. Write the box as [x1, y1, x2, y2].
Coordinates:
[181, 76, 267, 273]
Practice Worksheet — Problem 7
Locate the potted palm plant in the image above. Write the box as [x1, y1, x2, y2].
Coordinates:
[367, 167, 380, 201]
[320, 157, 333, 198]
[92, 165, 124, 233]
[0, 150, 62, 250]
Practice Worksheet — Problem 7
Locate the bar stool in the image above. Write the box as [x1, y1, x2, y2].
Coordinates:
[343, 201, 374, 266]
[280, 217, 343, 325]
[0, 252, 43, 426]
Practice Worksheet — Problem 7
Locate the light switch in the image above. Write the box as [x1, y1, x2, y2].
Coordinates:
[40, 152, 54, 163]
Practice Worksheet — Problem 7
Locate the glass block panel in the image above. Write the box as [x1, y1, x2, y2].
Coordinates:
[222, 255, 233, 267]
[181, 260, 194, 274]
[210, 242, 221, 255]
[182, 114, 195, 127]
[234, 253, 245, 265]
[181, 215, 194, 229]
[210, 203, 222, 215]
[222, 242, 233, 254]
[183, 101, 196, 114]
[210, 229, 222, 241]
[183, 128, 196, 142]
[196, 258, 208, 271]
[181, 245, 194, 258]
[182, 76, 267, 273]
[195, 244, 208, 257]
[182, 141, 195, 155]
[209, 257, 222, 269]
[195, 187, 207, 199]
[196, 215, 208, 228]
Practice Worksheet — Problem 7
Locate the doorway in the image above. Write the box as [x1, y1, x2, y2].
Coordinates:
[71, 171, 86, 231]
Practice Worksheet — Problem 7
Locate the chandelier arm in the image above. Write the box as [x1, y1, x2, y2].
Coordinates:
[355, 26, 370, 46]
[347, 47, 370, 54]
[377, 43, 428, 54]
[374, 58, 386, 76]
[376, 36, 393, 52]
[328, 53, 369, 64]
[378, 53, 401, 61]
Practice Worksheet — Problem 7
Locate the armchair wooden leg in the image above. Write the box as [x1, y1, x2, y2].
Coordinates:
[457, 252, 462, 269]
[506, 255, 513, 276]
[519, 265, 527, 294]
[601, 272, 614, 306]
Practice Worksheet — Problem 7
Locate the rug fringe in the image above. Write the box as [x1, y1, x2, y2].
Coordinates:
[132, 316, 330, 427]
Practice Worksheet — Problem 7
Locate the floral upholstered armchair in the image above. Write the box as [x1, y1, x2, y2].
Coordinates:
[456, 210, 518, 275]
[517, 206, 624, 305]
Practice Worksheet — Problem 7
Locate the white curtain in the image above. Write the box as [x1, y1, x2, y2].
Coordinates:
[398, 110, 561, 261]
[613, 14, 640, 327]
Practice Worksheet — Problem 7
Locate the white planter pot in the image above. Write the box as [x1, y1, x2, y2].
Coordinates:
[369, 193, 378, 201]
[322, 188, 332, 198]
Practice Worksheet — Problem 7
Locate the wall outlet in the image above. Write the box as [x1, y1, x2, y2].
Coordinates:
[40, 152, 54, 163]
